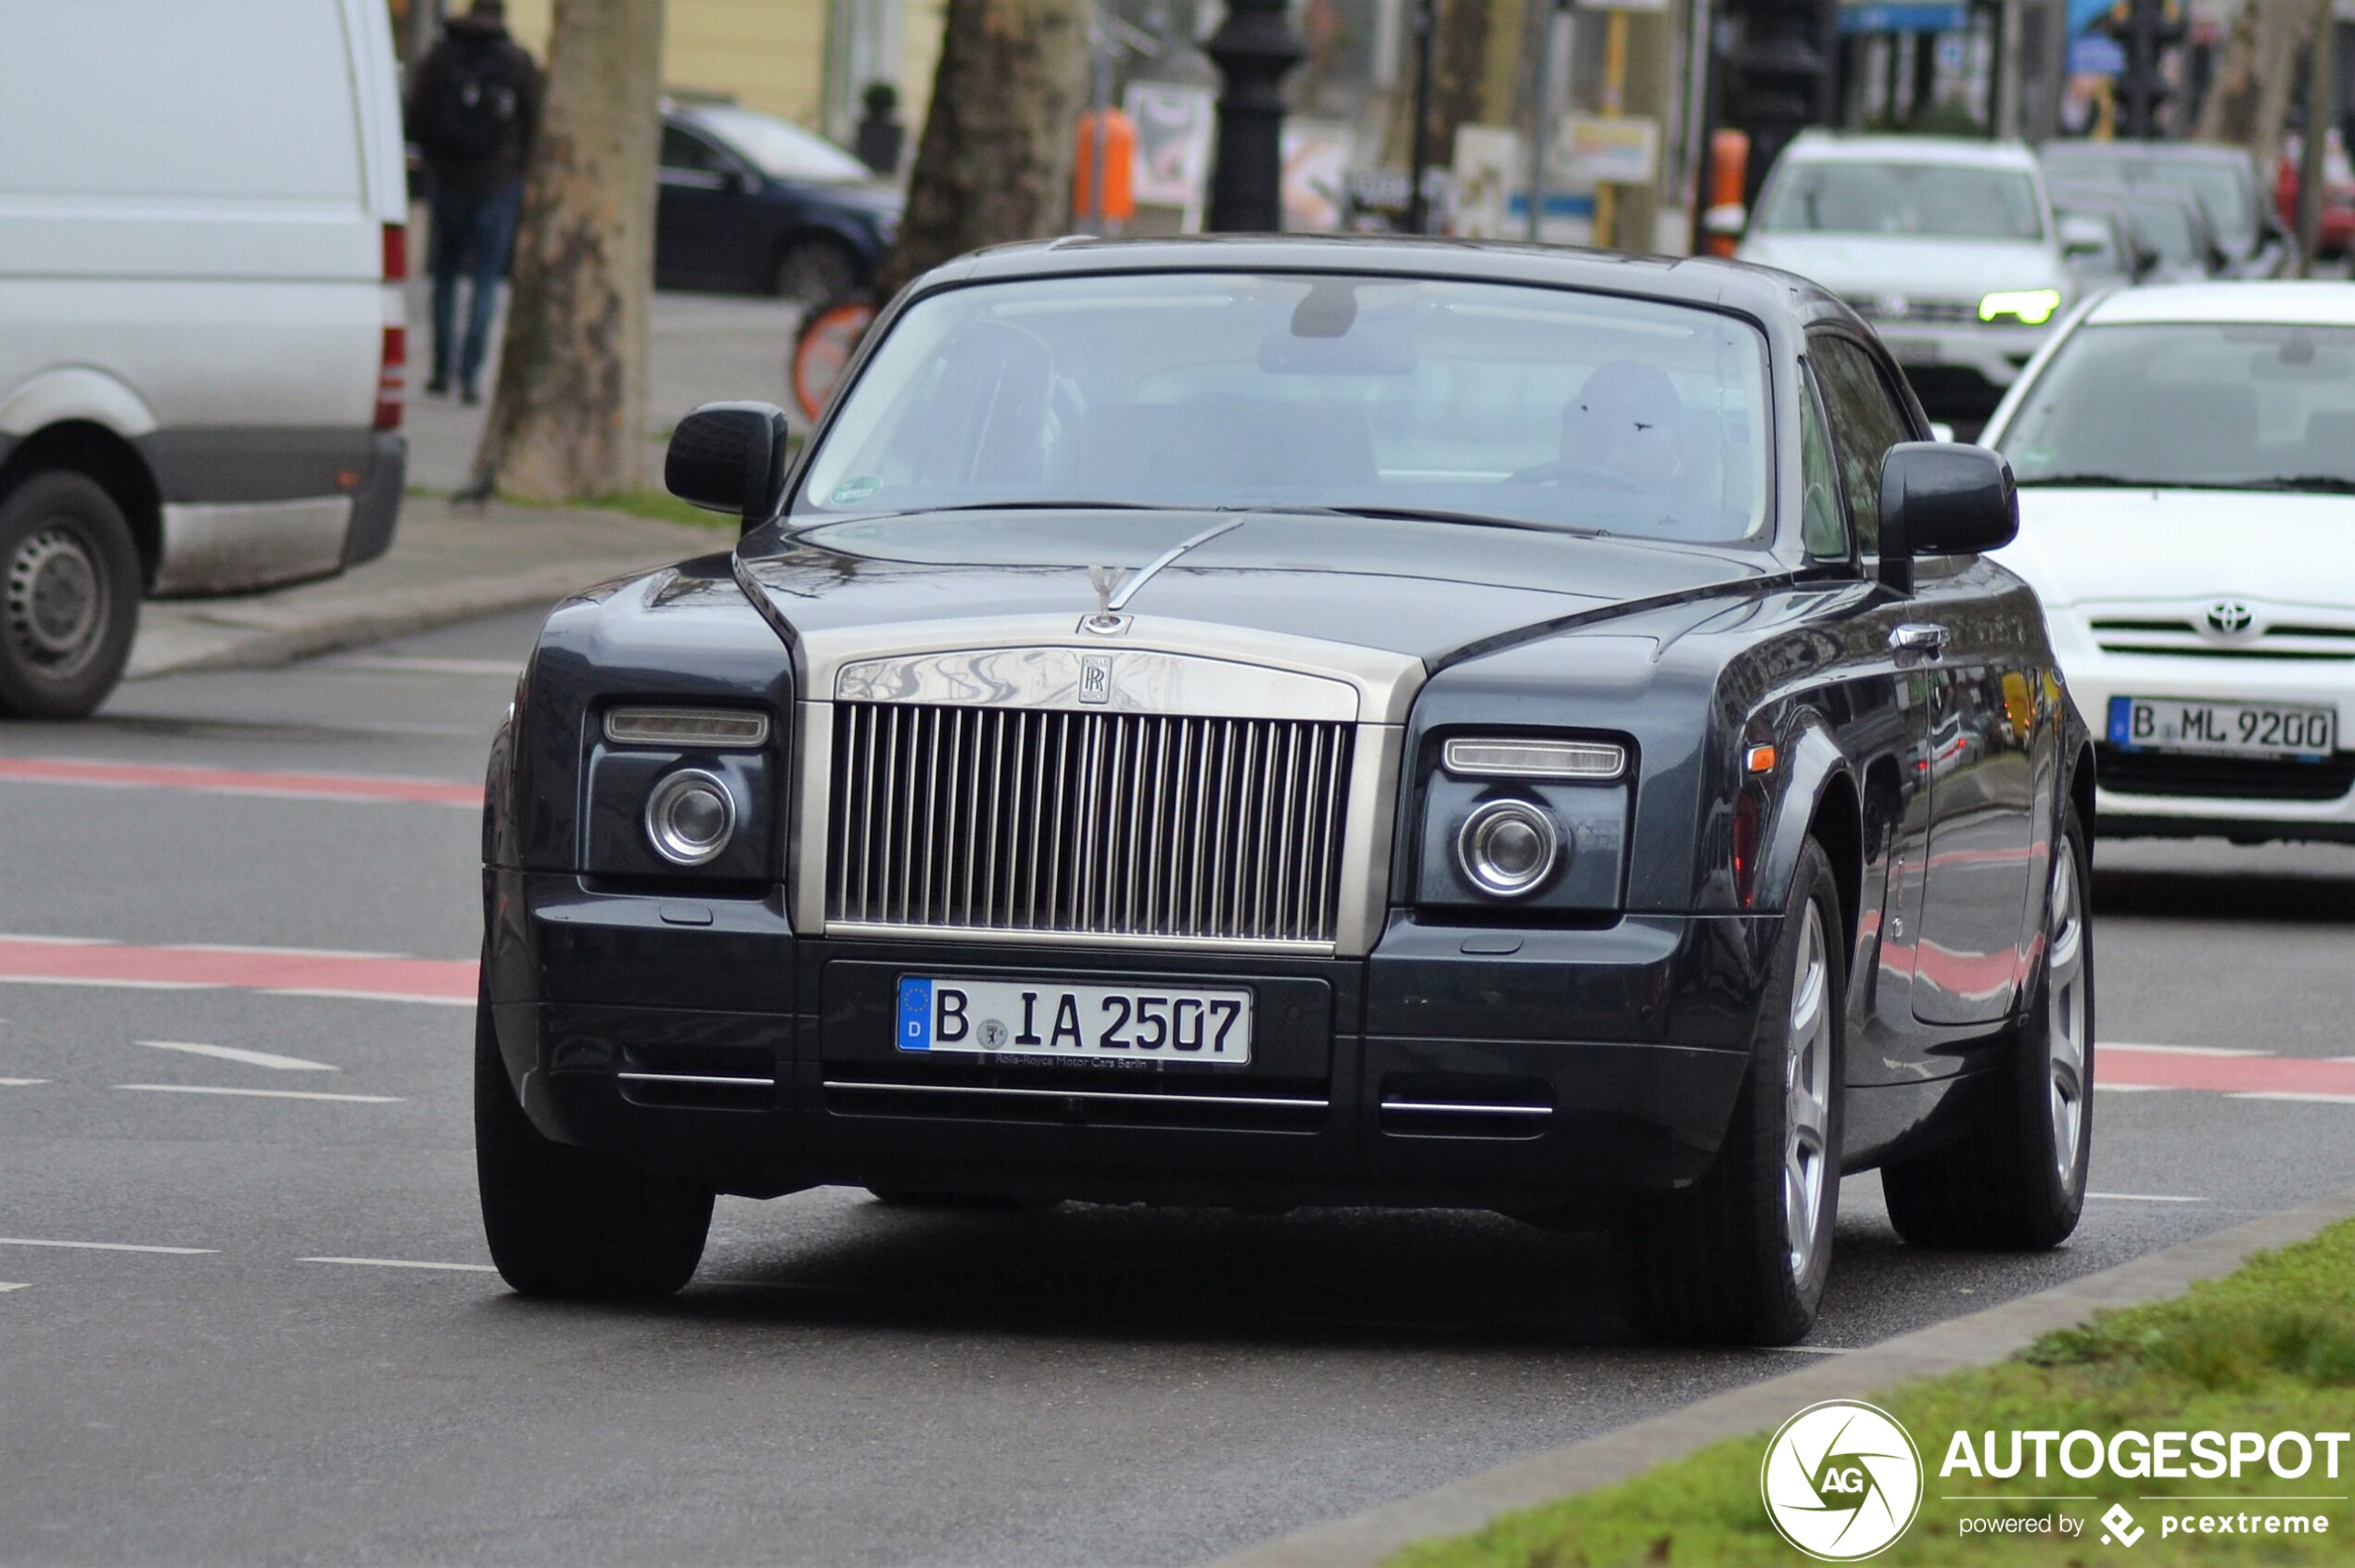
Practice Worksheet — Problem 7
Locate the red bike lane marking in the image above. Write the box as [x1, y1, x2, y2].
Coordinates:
[0, 937, 477, 1005]
[2102, 1045, 2355, 1101]
[0, 758, 481, 808]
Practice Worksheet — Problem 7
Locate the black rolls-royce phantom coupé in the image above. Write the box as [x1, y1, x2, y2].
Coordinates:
[477, 237, 2096, 1345]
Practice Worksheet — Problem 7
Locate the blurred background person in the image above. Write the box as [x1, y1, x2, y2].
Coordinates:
[407, 0, 541, 404]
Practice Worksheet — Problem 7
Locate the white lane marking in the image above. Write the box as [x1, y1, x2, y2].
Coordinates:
[299, 1256, 498, 1272]
[2102, 1042, 2261, 1057]
[2230, 1090, 2355, 1104]
[0, 1077, 46, 1087]
[1766, 1344, 1852, 1355]
[2086, 1191, 2205, 1203]
[2095, 1083, 2176, 1093]
[0, 1236, 214, 1255]
[265, 988, 474, 1008]
[0, 1282, 27, 1293]
[138, 1039, 336, 1072]
[115, 1084, 401, 1103]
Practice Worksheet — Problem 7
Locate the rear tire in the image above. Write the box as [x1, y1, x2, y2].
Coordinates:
[476, 991, 712, 1299]
[0, 470, 141, 720]
[1882, 806, 2094, 1249]
[1611, 839, 1847, 1345]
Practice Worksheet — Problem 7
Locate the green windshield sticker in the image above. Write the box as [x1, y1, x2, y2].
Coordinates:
[831, 476, 881, 504]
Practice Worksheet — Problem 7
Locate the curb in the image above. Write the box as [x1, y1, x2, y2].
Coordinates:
[125, 559, 660, 682]
[1202, 1186, 2355, 1568]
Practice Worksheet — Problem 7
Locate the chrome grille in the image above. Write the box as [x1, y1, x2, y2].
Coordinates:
[827, 703, 1354, 945]
[1843, 296, 1979, 325]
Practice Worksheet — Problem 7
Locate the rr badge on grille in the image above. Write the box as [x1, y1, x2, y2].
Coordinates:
[1079, 654, 1114, 705]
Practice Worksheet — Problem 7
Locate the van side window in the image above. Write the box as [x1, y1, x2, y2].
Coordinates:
[1797, 366, 1849, 560]
[1809, 335, 1916, 557]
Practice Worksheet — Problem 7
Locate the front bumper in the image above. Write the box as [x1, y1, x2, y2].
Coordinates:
[2048, 613, 2355, 839]
[484, 870, 1776, 1207]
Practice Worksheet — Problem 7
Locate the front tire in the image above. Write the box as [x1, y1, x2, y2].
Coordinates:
[476, 992, 713, 1299]
[772, 236, 860, 305]
[1882, 806, 2094, 1249]
[0, 470, 141, 720]
[1612, 839, 1847, 1345]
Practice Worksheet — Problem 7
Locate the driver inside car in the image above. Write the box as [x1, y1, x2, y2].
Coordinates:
[1542, 358, 1740, 539]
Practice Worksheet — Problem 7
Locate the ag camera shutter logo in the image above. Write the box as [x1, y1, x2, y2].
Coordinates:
[1761, 1400, 1924, 1561]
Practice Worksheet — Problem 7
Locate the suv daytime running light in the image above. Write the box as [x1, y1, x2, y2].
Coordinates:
[605, 707, 770, 748]
[1978, 288, 2061, 326]
[1444, 737, 1626, 781]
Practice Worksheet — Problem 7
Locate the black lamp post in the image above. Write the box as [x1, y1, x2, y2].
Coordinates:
[1205, 0, 1305, 232]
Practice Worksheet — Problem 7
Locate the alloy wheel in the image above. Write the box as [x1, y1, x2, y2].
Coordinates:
[6, 525, 108, 679]
[2045, 849, 2089, 1187]
[1783, 902, 1835, 1281]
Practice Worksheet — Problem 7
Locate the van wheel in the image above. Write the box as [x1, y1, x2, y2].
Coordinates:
[0, 471, 141, 720]
[476, 989, 713, 1299]
[1611, 839, 1846, 1345]
[1882, 806, 2094, 1249]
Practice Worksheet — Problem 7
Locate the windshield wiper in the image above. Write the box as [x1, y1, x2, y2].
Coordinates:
[1229, 503, 1605, 537]
[2016, 474, 2355, 494]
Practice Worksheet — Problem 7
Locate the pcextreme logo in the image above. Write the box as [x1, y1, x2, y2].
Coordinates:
[1761, 1400, 1926, 1561]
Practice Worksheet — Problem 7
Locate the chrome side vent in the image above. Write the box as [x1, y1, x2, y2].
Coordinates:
[826, 703, 1353, 947]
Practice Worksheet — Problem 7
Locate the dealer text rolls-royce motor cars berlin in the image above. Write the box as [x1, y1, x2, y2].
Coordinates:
[477, 238, 2096, 1345]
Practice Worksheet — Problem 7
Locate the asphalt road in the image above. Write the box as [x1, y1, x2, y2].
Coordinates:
[3, 608, 2353, 1565]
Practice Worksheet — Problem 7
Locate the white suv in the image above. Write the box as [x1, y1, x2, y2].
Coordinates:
[1725, 134, 2082, 425]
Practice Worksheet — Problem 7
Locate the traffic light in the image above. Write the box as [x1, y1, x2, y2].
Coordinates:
[2100, 0, 2186, 138]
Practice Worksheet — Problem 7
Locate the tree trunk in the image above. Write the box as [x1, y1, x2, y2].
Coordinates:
[873, 0, 1086, 302]
[2198, 0, 2312, 178]
[472, 0, 667, 502]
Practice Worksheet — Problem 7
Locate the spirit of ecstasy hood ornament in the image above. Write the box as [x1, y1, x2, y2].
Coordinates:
[1083, 517, 1244, 634]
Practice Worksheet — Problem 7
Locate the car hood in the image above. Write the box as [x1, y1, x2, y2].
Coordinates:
[735, 509, 1773, 670]
[1736, 233, 2064, 300]
[1996, 488, 2355, 609]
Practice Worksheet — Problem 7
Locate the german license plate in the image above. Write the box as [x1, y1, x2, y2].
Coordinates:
[895, 976, 1254, 1064]
[1882, 335, 1941, 363]
[2107, 695, 2337, 758]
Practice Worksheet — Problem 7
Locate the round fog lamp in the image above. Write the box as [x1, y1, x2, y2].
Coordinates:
[1457, 799, 1561, 898]
[644, 769, 736, 866]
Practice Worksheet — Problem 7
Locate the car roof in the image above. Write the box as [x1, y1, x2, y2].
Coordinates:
[929, 233, 1850, 325]
[2084, 281, 2355, 326]
[1779, 131, 2041, 171]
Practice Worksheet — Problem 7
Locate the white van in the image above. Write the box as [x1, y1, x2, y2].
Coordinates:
[0, 0, 409, 718]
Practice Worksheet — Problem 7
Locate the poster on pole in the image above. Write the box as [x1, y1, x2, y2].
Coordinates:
[1125, 82, 1216, 231]
[1450, 125, 1521, 238]
[1281, 120, 1356, 232]
[1559, 116, 1661, 186]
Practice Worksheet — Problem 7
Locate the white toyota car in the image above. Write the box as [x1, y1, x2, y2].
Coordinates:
[1982, 282, 2355, 843]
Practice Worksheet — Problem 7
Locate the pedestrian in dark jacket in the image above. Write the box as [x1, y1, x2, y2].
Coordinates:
[407, 0, 542, 404]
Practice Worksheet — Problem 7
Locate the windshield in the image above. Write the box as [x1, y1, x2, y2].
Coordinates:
[2122, 196, 2204, 265]
[797, 272, 1773, 543]
[2040, 150, 2253, 249]
[692, 106, 870, 184]
[1760, 160, 2044, 240]
[1995, 322, 2355, 491]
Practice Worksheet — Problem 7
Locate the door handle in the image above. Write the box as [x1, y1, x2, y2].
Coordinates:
[1890, 623, 1948, 658]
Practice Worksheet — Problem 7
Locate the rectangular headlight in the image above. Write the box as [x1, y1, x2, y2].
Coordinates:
[605, 707, 770, 749]
[1443, 737, 1625, 781]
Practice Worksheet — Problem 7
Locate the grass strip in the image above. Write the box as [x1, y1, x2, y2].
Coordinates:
[1393, 1218, 2355, 1566]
